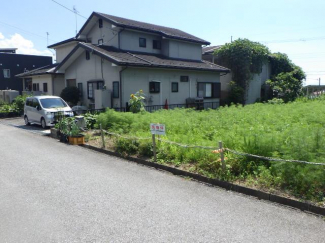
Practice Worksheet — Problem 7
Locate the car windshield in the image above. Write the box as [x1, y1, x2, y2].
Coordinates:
[40, 98, 67, 109]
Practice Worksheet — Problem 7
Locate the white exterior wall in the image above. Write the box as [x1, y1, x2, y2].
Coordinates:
[120, 30, 162, 54]
[64, 51, 121, 107]
[32, 75, 53, 95]
[87, 20, 119, 47]
[122, 68, 220, 107]
[168, 40, 202, 61]
[246, 63, 271, 104]
[53, 75, 65, 96]
[55, 42, 78, 63]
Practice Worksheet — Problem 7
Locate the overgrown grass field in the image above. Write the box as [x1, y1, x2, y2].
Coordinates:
[96, 97, 325, 203]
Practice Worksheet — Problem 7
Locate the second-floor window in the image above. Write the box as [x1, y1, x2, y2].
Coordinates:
[99, 19, 103, 28]
[3, 69, 10, 78]
[139, 38, 146, 48]
[86, 51, 90, 60]
[153, 40, 161, 50]
[98, 39, 103, 45]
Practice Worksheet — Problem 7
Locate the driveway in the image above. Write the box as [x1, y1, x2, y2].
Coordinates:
[0, 117, 50, 135]
[0, 123, 324, 242]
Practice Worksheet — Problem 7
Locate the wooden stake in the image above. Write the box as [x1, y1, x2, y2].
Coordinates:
[152, 134, 157, 162]
[219, 141, 226, 171]
[100, 123, 105, 149]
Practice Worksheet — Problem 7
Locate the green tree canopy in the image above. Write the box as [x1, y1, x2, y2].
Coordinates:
[267, 53, 306, 102]
[214, 39, 271, 104]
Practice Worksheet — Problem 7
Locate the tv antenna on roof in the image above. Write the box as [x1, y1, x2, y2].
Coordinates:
[73, 6, 78, 35]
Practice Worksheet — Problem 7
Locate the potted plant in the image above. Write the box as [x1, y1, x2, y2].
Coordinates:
[67, 121, 85, 145]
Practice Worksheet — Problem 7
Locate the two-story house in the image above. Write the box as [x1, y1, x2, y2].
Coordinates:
[1, 48, 52, 93]
[202, 45, 271, 105]
[18, 12, 229, 109]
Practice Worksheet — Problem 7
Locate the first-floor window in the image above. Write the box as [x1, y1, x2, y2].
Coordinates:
[67, 79, 76, 87]
[87, 81, 104, 99]
[3, 69, 10, 78]
[78, 83, 83, 97]
[149, 81, 160, 93]
[197, 82, 221, 98]
[171, 82, 178, 92]
[43, 83, 48, 92]
[32, 83, 39, 91]
[112, 81, 119, 98]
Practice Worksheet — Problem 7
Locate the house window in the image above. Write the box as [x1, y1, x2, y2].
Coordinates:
[43, 83, 48, 92]
[98, 39, 103, 45]
[113, 81, 119, 98]
[171, 82, 178, 92]
[86, 51, 90, 60]
[153, 40, 161, 50]
[139, 38, 146, 48]
[180, 76, 189, 82]
[149, 81, 160, 93]
[78, 83, 83, 97]
[66, 79, 76, 87]
[197, 82, 221, 98]
[32, 83, 39, 91]
[99, 19, 103, 28]
[3, 69, 10, 78]
[87, 80, 104, 99]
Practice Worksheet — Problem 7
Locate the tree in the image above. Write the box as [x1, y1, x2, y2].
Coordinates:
[266, 53, 306, 102]
[60, 86, 80, 106]
[215, 39, 270, 104]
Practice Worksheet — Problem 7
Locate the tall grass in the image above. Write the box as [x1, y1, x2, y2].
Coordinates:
[97, 98, 325, 201]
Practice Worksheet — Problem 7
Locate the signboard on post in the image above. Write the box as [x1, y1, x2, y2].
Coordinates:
[150, 123, 166, 135]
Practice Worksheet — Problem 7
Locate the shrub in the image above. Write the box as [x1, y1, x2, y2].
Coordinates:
[60, 86, 80, 106]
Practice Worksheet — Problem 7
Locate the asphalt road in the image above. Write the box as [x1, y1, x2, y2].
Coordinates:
[0, 122, 324, 242]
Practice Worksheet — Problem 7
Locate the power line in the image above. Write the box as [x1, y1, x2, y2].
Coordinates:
[0, 20, 57, 42]
[51, 0, 87, 19]
[260, 36, 325, 44]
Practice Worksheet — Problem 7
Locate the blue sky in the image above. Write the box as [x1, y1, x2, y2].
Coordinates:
[1, 0, 324, 85]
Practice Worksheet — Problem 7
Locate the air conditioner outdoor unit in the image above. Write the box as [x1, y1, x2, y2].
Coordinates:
[3, 90, 19, 103]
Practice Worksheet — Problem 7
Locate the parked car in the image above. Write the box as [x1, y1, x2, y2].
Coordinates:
[24, 96, 73, 129]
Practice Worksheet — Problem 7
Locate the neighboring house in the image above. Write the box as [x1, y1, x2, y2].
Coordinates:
[18, 12, 229, 110]
[16, 63, 65, 96]
[202, 45, 271, 104]
[1, 48, 52, 93]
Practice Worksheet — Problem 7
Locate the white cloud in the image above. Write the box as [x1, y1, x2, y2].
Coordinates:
[0, 32, 54, 57]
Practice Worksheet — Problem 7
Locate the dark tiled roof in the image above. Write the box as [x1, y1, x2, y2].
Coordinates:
[91, 12, 210, 45]
[48, 37, 85, 48]
[202, 45, 222, 54]
[78, 43, 229, 72]
[16, 63, 60, 77]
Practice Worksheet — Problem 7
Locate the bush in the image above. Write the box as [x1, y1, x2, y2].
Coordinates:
[60, 87, 80, 106]
[95, 99, 325, 201]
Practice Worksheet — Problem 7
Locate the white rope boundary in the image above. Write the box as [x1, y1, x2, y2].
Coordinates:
[101, 130, 325, 166]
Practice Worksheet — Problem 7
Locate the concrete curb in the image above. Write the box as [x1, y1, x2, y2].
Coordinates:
[80, 144, 325, 217]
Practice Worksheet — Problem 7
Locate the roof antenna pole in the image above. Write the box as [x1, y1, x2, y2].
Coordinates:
[73, 6, 78, 35]
[46, 32, 49, 47]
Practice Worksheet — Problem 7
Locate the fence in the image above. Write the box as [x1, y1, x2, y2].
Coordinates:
[95, 127, 325, 167]
[112, 102, 220, 113]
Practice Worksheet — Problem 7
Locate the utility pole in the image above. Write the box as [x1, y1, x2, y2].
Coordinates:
[231, 36, 233, 43]
[319, 77, 321, 96]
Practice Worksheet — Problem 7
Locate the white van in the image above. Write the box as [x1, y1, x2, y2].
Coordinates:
[24, 96, 73, 128]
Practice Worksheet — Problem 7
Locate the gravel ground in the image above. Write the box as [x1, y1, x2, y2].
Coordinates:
[0, 123, 324, 242]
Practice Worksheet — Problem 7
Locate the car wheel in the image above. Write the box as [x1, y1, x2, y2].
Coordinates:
[41, 118, 47, 129]
[24, 116, 30, 126]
